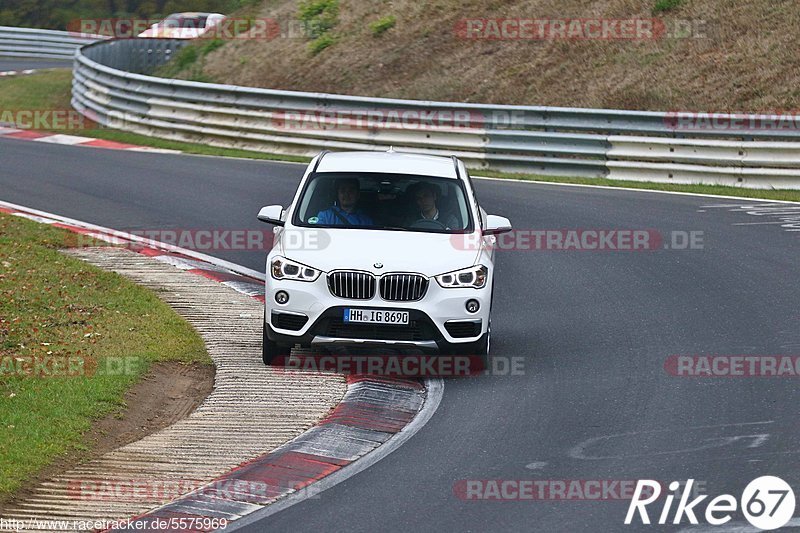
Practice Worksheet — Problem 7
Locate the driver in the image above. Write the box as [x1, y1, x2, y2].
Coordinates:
[316, 177, 374, 226]
[407, 182, 459, 229]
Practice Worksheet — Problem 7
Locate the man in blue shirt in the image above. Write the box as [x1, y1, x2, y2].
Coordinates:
[315, 178, 374, 226]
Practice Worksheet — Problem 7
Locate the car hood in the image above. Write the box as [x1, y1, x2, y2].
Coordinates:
[278, 228, 482, 276]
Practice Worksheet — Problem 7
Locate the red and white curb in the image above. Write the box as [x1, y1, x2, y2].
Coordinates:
[0, 69, 37, 77]
[0, 200, 262, 300]
[113, 375, 433, 532]
[0, 127, 181, 153]
[0, 199, 442, 532]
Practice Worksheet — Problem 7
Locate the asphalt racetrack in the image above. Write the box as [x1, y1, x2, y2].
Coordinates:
[2, 137, 799, 532]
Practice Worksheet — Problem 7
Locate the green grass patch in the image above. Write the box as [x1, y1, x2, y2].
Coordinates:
[173, 46, 200, 71]
[298, 0, 339, 54]
[479, 169, 800, 202]
[0, 214, 211, 496]
[0, 70, 310, 163]
[154, 38, 227, 81]
[0, 69, 73, 111]
[370, 15, 396, 37]
[200, 38, 226, 56]
[308, 34, 337, 55]
[653, 0, 684, 13]
[298, 0, 340, 39]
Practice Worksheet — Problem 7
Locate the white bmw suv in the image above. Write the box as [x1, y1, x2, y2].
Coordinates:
[257, 150, 512, 365]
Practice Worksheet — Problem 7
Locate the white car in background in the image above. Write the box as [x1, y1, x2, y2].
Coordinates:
[138, 12, 226, 39]
[257, 150, 512, 366]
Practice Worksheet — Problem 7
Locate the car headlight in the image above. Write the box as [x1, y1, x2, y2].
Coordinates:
[270, 256, 321, 282]
[435, 265, 488, 289]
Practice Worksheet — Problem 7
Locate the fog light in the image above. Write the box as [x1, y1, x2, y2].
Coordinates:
[465, 299, 480, 313]
[275, 291, 289, 304]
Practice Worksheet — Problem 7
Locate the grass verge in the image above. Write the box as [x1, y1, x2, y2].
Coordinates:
[2, 70, 799, 202]
[479, 170, 800, 202]
[0, 213, 211, 496]
[0, 70, 309, 163]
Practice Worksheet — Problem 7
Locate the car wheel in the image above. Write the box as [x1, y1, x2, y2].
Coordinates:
[262, 319, 291, 365]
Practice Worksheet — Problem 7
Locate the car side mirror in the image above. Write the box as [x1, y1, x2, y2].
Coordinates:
[257, 205, 285, 226]
[484, 215, 512, 235]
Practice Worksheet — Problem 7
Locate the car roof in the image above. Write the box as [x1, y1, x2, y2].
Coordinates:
[315, 151, 459, 179]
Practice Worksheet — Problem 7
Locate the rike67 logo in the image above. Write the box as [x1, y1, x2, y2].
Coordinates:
[626, 477, 796, 530]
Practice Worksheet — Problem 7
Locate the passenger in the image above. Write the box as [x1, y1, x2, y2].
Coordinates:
[406, 182, 459, 229]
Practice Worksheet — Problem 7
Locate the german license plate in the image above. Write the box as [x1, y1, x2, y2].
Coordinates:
[343, 308, 410, 325]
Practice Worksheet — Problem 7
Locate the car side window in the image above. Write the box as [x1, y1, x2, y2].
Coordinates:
[296, 178, 322, 222]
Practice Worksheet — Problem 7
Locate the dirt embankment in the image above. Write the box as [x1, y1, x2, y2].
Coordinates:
[173, 0, 800, 112]
[0, 362, 214, 513]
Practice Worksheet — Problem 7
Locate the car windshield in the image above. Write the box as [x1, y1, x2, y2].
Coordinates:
[161, 15, 208, 29]
[293, 172, 473, 233]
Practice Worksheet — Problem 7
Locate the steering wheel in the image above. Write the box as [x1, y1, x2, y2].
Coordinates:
[409, 218, 448, 230]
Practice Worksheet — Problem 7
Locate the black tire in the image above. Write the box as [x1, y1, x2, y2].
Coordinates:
[262, 320, 291, 365]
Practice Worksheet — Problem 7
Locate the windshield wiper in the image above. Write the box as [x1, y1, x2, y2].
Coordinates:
[375, 225, 410, 231]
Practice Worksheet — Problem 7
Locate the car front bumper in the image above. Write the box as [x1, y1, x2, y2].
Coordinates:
[265, 275, 491, 351]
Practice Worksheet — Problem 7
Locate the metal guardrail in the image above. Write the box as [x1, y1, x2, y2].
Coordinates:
[0, 25, 100, 59]
[59, 37, 800, 189]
